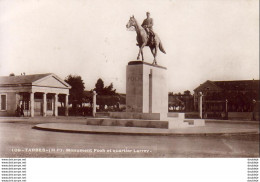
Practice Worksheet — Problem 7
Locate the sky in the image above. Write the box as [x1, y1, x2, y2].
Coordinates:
[0, 0, 259, 94]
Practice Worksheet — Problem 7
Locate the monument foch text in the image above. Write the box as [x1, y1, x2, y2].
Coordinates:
[127, 76, 143, 82]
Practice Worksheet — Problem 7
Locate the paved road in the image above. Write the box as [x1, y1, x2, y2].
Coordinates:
[0, 122, 259, 157]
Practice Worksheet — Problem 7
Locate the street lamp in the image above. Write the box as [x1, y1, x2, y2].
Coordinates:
[252, 99, 256, 121]
[198, 92, 203, 119]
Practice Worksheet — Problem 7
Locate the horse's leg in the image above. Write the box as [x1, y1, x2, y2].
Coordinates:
[150, 46, 155, 63]
[150, 45, 155, 55]
[140, 43, 146, 61]
[153, 45, 158, 65]
[137, 46, 142, 60]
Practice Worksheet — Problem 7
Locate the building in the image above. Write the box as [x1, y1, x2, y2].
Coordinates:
[0, 73, 71, 117]
[168, 92, 194, 112]
[193, 80, 259, 119]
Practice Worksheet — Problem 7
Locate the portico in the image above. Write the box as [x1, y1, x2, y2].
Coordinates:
[0, 73, 71, 117]
[15, 92, 68, 117]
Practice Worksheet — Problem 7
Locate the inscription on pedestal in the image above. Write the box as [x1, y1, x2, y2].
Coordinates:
[127, 76, 143, 82]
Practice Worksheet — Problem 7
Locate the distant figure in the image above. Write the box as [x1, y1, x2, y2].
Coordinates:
[141, 12, 155, 41]
[20, 104, 24, 117]
[16, 104, 21, 117]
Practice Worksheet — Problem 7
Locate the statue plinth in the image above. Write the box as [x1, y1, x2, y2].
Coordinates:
[127, 61, 167, 69]
[106, 60, 205, 128]
[126, 61, 168, 119]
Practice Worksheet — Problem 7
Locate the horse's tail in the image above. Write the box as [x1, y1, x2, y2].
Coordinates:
[159, 42, 166, 54]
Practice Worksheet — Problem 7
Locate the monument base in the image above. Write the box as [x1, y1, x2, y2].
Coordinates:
[85, 112, 205, 129]
[86, 60, 205, 129]
[110, 112, 167, 120]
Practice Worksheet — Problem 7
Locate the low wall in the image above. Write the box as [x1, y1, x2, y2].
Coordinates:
[110, 112, 167, 120]
[86, 118, 168, 129]
[184, 112, 259, 121]
[228, 112, 259, 121]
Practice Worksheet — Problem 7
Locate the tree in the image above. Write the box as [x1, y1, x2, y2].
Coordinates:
[94, 79, 117, 95]
[94, 78, 119, 110]
[168, 92, 174, 96]
[103, 83, 117, 95]
[184, 90, 191, 96]
[95, 78, 104, 95]
[65, 75, 85, 108]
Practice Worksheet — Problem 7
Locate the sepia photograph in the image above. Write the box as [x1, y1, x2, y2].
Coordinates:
[0, 0, 259, 158]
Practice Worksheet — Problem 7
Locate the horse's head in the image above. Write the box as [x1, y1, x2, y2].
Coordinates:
[126, 16, 137, 29]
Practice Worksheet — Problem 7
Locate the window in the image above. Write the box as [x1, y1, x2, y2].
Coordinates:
[0, 94, 7, 111]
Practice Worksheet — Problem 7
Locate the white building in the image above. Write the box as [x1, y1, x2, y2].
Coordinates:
[0, 73, 71, 117]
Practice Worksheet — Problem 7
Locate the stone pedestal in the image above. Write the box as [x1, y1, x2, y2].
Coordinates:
[103, 61, 205, 129]
[126, 61, 168, 119]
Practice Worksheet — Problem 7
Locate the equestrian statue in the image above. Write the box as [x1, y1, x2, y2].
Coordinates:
[126, 12, 166, 65]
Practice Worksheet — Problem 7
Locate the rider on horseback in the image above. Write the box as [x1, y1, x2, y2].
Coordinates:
[126, 14, 166, 64]
[141, 12, 155, 44]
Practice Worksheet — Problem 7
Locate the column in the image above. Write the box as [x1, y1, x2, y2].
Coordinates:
[15, 93, 19, 116]
[225, 99, 228, 120]
[54, 94, 58, 117]
[65, 94, 69, 116]
[198, 92, 203, 119]
[252, 99, 256, 121]
[149, 69, 153, 113]
[15, 93, 19, 106]
[30, 92, 34, 117]
[225, 99, 228, 113]
[43, 93, 47, 117]
[92, 91, 97, 117]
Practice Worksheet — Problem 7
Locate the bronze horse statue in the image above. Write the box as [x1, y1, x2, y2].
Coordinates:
[126, 16, 166, 65]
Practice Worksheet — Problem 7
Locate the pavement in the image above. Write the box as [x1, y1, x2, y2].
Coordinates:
[0, 117, 259, 157]
[0, 116, 259, 136]
[0, 116, 88, 124]
[33, 122, 259, 136]
[1, 116, 259, 124]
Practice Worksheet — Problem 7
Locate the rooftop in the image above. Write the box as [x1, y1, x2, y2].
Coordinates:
[194, 80, 259, 91]
[0, 73, 71, 88]
[0, 73, 52, 85]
